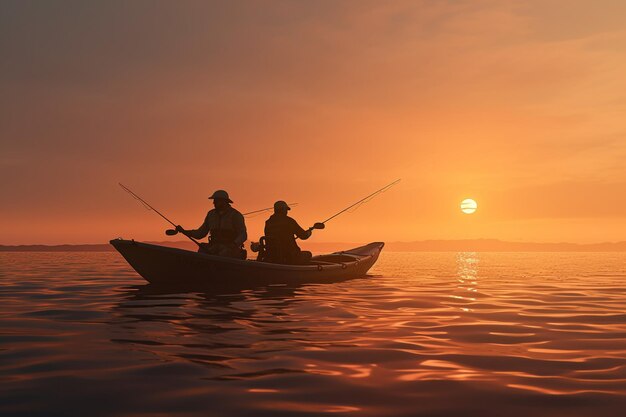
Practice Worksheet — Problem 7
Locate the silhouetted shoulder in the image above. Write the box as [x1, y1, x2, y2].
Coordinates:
[286, 216, 307, 234]
[228, 207, 244, 218]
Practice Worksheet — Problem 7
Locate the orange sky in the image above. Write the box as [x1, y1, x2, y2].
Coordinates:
[1, 1, 626, 245]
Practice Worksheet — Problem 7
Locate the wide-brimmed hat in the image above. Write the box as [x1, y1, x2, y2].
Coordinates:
[209, 190, 233, 203]
[274, 200, 290, 211]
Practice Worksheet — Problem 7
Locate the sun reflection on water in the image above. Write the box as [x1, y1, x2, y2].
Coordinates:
[1, 252, 625, 416]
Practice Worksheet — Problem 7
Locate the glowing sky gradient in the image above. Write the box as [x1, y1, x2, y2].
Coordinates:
[2, 1, 626, 244]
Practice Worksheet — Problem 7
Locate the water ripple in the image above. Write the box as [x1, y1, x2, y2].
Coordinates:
[1, 251, 625, 416]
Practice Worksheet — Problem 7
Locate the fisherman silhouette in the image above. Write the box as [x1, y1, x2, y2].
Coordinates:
[172, 190, 247, 259]
[261, 201, 323, 264]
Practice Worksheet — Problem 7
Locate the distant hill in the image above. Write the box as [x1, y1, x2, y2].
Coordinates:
[0, 241, 196, 252]
[2, 239, 626, 252]
[384, 239, 626, 252]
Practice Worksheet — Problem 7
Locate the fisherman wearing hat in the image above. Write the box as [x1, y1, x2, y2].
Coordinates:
[174, 190, 247, 259]
[263, 200, 321, 264]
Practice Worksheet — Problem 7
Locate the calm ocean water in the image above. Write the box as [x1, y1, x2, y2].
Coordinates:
[1, 251, 625, 417]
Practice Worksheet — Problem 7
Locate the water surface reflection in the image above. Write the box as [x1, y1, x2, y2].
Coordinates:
[1, 252, 625, 416]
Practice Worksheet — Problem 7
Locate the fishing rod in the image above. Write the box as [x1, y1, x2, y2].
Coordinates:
[119, 184, 297, 243]
[118, 183, 202, 247]
[302, 179, 401, 234]
[243, 203, 298, 217]
[320, 179, 401, 225]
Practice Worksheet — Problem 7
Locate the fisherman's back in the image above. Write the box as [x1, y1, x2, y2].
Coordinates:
[264, 213, 310, 264]
[265, 215, 301, 249]
[204, 206, 246, 245]
[177, 190, 248, 259]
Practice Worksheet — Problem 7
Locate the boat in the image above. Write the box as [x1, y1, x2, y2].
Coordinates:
[110, 238, 384, 286]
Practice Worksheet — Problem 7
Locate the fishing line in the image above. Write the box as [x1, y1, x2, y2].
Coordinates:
[321, 179, 401, 225]
[118, 183, 201, 247]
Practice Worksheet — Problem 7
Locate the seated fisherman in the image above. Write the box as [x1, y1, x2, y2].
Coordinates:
[173, 190, 247, 259]
[263, 200, 320, 264]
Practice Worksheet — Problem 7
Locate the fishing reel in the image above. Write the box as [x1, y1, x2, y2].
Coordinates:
[251, 237, 267, 261]
[307, 222, 325, 232]
[166, 225, 185, 236]
[250, 241, 263, 253]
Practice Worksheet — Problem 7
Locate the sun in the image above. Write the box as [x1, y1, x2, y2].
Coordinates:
[461, 198, 477, 214]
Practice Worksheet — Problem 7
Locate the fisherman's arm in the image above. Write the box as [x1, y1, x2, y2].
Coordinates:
[292, 219, 312, 240]
[176, 214, 210, 239]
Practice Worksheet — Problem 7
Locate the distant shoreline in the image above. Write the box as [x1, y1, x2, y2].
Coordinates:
[2, 239, 626, 252]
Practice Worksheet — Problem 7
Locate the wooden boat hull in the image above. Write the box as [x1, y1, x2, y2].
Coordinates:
[110, 239, 384, 286]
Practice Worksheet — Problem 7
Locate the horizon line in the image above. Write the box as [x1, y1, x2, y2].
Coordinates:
[2, 238, 626, 251]
[2, 237, 626, 246]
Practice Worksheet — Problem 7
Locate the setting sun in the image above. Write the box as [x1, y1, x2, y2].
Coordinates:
[461, 199, 477, 214]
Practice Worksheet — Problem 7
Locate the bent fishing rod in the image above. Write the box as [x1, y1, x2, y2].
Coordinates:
[304, 179, 401, 233]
